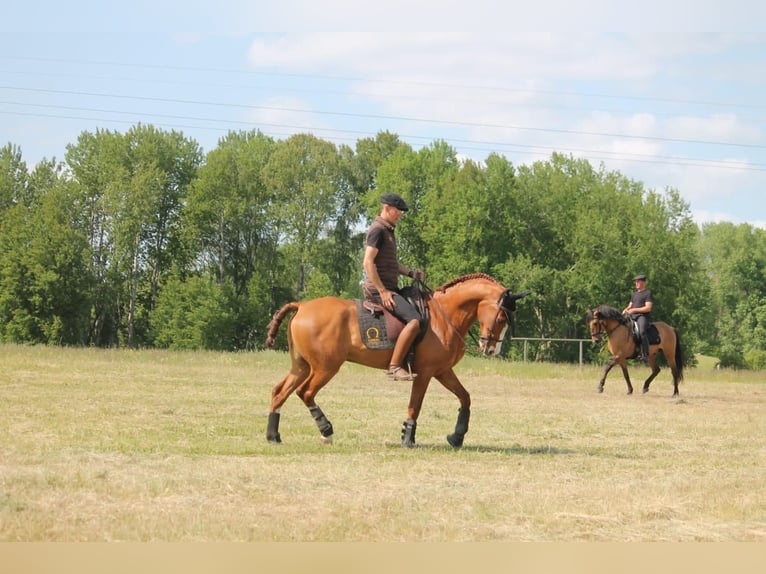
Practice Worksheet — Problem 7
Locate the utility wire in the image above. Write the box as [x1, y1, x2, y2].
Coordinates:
[2, 85, 764, 151]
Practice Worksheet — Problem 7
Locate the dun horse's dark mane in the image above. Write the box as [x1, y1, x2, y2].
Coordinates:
[436, 273, 501, 293]
[595, 305, 630, 325]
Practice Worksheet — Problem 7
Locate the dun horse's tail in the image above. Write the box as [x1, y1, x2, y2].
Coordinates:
[674, 328, 685, 381]
[264, 302, 300, 349]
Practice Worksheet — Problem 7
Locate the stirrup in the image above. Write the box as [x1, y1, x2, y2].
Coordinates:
[388, 366, 417, 381]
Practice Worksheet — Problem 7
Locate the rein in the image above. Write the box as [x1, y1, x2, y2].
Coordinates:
[592, 318, 623, 340]
[475, 305, 509, 350]
[427, 283, 512, 354]
[415, 277, 529, 356]
[425, 283, 469, 352]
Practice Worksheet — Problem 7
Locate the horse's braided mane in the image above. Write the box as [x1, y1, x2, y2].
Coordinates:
[435, 273, 501, 293]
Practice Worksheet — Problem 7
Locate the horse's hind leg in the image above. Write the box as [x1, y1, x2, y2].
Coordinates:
[666, 357, 681, 397]
[296, 367, 341, 444]
[670, 365, 680, 397]
[267, 360, 311, 444]
[661, 341, 682, 397]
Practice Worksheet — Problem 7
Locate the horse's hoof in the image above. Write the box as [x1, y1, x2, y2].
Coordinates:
[627, 389, 633, 395]
[320, 434, 333, 445]
[446, 433, 464, 448]
[267, 436, 282, 444]
[643, 388, 649, 394]
[597, 386, 604, 394]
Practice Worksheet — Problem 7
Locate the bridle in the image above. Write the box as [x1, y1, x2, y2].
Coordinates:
[589, 315, 620, 341]
[426, 282, 530, 355]
[478, 289, 531, 355]
[477, 312, 507, 353]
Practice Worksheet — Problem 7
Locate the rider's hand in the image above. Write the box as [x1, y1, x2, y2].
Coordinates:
[381, 289, 395, 310]
[412, 269, 425, 282]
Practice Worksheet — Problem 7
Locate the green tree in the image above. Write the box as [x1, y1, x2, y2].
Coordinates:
[151, 274, 237, 350]
[699, 222, 766, 366]
[66, 129, 123, 345]
[494, 154, 706, 362]
[181, 130, 279, 347]
[262, 133, 342, 299]
[183, 130, 276, 294]
[65, 125, 201, 347]
[0, 161, 92, 344]
[0, 143, 28, 211]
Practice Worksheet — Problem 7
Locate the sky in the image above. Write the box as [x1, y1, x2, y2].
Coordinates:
[2, 1, 765, 228]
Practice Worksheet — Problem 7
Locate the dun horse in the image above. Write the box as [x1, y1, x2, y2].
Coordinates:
[586, 305, 684, 396]
[264, 273, 530, 447]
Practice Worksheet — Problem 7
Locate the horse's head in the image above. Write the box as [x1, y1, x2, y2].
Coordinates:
[586, 307, 606, 342]
[477, 289, 531, 355]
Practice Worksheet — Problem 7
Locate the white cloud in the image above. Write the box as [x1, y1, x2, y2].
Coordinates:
[242, 31, 766, 225]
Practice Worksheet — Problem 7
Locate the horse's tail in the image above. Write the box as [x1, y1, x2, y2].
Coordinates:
[674, 328, 685, 382]
[264, 302, 300, 349]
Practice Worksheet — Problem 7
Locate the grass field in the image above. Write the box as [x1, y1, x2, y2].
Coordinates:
[1, 343, 765, 541]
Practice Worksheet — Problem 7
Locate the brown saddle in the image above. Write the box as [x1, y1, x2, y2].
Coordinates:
[356, 300, 404, 349]
[357, 284, 430, 351]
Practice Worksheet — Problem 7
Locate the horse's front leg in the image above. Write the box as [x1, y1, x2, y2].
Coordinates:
[401, 377, 432, 448]
[642, 360, 661, 394]
[598, 359, 618, 393]
[433, 369, 472, 448]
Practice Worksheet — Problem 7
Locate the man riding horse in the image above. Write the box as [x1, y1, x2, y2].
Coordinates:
[623, 274, 653, 362]
[362, 193, 425, 381]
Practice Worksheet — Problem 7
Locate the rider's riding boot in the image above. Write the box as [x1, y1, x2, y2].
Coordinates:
[640, 336, 650, 363]
[388, 319, 420, 381]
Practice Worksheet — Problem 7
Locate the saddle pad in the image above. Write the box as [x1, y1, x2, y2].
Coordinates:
[646, 323, 660, 345]
[355, 300, 394, 349]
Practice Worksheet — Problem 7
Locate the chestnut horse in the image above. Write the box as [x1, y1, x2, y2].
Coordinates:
[264, 273, 530, 447]
[586, 305, 684, 396]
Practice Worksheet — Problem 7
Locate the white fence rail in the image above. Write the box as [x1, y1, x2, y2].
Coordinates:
[508, 337, 593, 365]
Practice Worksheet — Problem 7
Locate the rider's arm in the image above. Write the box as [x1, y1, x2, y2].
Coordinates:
[363, 245, 395, 309]
[633, 300, 653, 314]
[397, 262, 425, 282]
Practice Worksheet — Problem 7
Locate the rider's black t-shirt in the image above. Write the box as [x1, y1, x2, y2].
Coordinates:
[630, 289, 653, 319]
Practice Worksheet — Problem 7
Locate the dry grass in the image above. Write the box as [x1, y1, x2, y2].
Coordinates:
[1, 344, 765, 541]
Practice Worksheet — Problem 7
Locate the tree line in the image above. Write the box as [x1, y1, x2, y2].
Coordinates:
[2, 125, 765, 368]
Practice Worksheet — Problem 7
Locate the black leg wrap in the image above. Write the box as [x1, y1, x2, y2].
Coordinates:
[447, 407, 470, 448]
[266, 412, 281, 444]
[310, 406, 334, 438]
[401, 418, 417, 448]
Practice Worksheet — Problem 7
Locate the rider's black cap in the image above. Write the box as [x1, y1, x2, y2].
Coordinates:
[380, 193, 409, 212]
[633, 274, 647, 281]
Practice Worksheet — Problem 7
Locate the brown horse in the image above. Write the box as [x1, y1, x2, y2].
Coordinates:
[264, 273, 530, 447]
[586, 305, 684, 396]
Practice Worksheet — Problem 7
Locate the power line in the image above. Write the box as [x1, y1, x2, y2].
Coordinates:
[5, 66, 766, 128]
[5, 55, 766, 111]
[3, 107, 764, 173]
[3, 85, 765, 151]
[4, 100, 764, 169]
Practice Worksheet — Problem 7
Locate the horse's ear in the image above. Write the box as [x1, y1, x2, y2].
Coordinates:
[500, 289, 530, 313]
